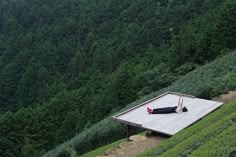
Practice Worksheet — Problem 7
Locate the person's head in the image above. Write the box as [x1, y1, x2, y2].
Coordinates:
[229, 150, 236, 157]
[183, 106, 188, 112]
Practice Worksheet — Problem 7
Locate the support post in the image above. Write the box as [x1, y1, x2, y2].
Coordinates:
[126, 125, 131, 141]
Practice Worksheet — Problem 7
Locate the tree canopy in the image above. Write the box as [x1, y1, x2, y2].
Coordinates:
[0, 0, 235, 156]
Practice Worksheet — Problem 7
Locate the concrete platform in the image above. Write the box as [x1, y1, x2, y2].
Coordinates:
[112, 92, 223, 136]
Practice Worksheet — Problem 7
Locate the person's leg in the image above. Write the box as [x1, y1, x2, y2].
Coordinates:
[147, 107, 152, 112]
[176, 97, 184, 112]
[177, 96, 181, 108]
[147, 107, 152, 114]
[180, 98, 183, 110]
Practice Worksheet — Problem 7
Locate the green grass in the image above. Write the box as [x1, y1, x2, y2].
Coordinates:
[79, 138, 125, 157]
[137, 100, 236, 157]
[79, 132, 146, 157]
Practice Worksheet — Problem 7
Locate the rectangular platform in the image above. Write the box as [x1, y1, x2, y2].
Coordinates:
[112, 92, 223, 136]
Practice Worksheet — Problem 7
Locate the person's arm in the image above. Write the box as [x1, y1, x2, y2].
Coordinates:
[180, 98, 183, 111]
[176, 98, 184, 113]
[178, 96, 181, 107]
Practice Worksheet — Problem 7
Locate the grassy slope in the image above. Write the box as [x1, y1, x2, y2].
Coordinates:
[79, 139, 125, 157]
[137, 100, 236, 157]
[79, 132, 146, 157]
[43, 51, 236, 157]
[79, 100, 236, 157]
[189, 122, 236, 157]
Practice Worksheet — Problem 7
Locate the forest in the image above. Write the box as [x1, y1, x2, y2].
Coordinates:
[0, 0, 235, 156]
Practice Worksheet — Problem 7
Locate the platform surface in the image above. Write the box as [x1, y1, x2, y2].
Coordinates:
[112, 92, 223, 136]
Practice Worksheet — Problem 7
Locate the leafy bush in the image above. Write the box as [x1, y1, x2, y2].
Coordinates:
[162, 51, 236, 98]
[57, 150, 71, 157]
[210, 73, 236, 97]
[71, 118, 125, 155]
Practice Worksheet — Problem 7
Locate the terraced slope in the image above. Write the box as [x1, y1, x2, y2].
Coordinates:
[137, 100, 236, 157]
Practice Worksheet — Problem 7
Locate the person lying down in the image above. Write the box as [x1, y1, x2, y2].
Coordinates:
[147, 96, 188, 114]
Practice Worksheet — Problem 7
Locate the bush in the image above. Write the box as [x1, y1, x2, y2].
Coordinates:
[56, 150, 70, 157]
[210, 73, 236, 97]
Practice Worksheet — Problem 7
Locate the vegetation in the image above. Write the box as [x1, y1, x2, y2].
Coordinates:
[137, 100, 236, 157]
[79, 139, 125, 157]
[189, 124, 236, 157]
[0, 0, 235, 156]
[44, 51, 236, 157]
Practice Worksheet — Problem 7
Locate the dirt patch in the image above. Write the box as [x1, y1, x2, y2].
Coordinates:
[212, 91, 236, 103]
[98, 134, 167, 157]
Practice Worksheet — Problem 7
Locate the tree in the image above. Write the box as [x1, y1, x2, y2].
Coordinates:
[15, 58, 50, 106]
[211, 0, 236, 52]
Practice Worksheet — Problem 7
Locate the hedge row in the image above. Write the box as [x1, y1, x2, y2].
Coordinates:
[189, 122, 236, 157]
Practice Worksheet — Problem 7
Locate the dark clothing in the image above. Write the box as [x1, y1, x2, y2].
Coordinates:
[151, 106, 188, 114]
[152, 106, 178, 114]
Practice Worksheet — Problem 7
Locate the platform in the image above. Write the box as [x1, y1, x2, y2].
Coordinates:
[112, 92, 223, 136]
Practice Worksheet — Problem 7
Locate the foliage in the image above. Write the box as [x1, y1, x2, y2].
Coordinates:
[189, 123, 236, 157]
[0, 0, 236, 156]
[210, 73, 236, 97]
[79, 139, 125, 157]
[44, 51, 236, 157]
[1, 0, 233, 111]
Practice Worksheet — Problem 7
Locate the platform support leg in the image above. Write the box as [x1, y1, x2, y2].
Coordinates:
[126, 125, 131, 141]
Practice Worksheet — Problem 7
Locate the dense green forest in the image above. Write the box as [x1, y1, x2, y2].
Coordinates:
[0, 0, 235, 156]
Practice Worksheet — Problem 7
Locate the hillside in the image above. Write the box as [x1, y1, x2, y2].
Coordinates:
[44, 51, 236, 157]
[78, 95, 236, 157]
[0, 0, 235, 157]
[138, 99, 236, 157]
